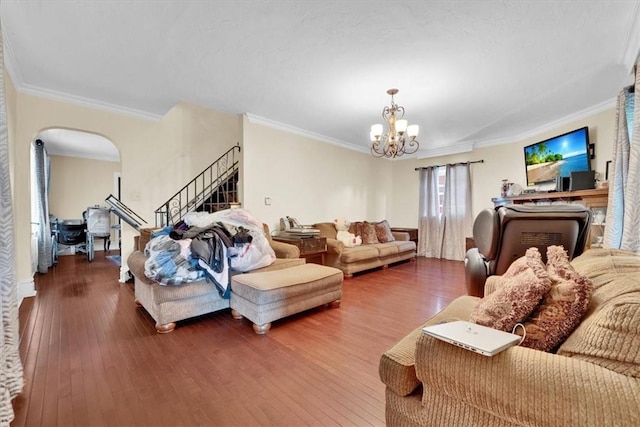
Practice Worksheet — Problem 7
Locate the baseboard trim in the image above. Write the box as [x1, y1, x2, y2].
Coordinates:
[18, 278, 37, 306]
[119, 266, 130, 283]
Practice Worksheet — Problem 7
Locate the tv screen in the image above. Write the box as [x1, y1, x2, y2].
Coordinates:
[523, 127, 591, 186]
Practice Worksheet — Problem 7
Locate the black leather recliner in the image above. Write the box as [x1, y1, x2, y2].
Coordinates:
[465, 204, 592, 297]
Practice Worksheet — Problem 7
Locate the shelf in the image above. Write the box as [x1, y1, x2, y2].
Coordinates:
[492, 187, 608, 209]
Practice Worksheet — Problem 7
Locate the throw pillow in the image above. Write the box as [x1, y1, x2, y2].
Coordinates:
[375, 220, 395, 243]
[361, 221, 379, 244]
[519, 246, 592, 352]
[470, 247, 551, 332]
[349, 221, 363, 238]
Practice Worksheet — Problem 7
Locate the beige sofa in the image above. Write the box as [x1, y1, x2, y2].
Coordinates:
[313, 221, 416, 278]
[379, 248, 640, 426]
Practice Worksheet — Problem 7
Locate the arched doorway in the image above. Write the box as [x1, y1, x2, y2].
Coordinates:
[30, 128, 121, 274]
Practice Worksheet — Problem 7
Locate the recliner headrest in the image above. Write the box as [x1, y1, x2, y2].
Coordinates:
[473, 208, 499, 258]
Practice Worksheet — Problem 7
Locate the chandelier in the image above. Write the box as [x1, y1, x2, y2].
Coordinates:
[370, 88, 420, 158]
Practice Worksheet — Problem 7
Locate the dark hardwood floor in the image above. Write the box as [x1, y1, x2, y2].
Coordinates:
[12, 253, 467, 426]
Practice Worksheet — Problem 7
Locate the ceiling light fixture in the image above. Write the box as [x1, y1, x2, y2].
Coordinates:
[370, 88, 420, 158]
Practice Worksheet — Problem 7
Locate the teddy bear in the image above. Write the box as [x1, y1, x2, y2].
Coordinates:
[334, 218, 362, 248]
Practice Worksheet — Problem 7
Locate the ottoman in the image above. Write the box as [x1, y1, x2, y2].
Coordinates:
[230, 263, 344, 334]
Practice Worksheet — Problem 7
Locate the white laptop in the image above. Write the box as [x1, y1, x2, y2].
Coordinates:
[422, 320, 521, 357]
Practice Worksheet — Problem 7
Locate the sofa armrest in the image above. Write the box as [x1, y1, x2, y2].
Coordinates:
[270, 240, 300, 258]
[391, 231, 410, 241]
[464, 248, 489, 297]
[379, 295, 480, 397]
[415, 333, 640, 426]
[127, 250, 154, 285]
[325, 237, 345, 254]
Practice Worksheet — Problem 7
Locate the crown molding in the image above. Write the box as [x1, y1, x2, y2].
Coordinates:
[622, 0, 640, 72]
[245, 113, 368, 154]
[19, 83, 162, 122]
[416, 142, 474, 159]
[249, 95, 617, 161]
[1, 28, 161, 122]
[473, 97, 617, 149]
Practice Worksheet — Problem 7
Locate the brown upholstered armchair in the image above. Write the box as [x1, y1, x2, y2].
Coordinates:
[465, 204, 591, 297]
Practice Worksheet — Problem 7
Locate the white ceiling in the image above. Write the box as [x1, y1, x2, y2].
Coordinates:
[2, 1, 640, 160]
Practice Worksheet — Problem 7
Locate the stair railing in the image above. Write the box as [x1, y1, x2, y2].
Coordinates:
[154, 143, 241, 227]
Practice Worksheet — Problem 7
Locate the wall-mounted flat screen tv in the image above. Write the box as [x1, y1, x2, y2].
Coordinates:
[523, 126, 591, 186]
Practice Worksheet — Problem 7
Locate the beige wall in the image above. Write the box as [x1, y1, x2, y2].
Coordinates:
[11, 89, 240, 285]
[124, 101, 241, 210]
[388, 107, 616, 228]
[242, 116, 393, 233]
[12, 93, 152, 284]
[48, 155, 120, 244]
[49, 155, 120, 220]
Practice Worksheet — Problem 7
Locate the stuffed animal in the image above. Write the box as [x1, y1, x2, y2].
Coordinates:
[334, 218, 362, 248]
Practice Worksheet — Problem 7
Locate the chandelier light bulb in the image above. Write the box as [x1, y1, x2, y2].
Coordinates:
[371, 124, 383, 139]
[407, 124, 419, 138]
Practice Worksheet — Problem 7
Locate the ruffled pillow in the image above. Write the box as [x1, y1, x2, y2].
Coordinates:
[361, 221, 379, 244]
[520, 245, 592, 351]
[470, 247, 551, 332]
[349, 221, 363, 238]
[375, 220, 395, 243]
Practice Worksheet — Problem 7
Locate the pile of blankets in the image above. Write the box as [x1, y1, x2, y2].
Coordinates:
[144, 208, 276, 298]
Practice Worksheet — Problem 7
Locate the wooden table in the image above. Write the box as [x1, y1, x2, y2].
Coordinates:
[272, 236, 327, 265]
[390, 227, 418, 246]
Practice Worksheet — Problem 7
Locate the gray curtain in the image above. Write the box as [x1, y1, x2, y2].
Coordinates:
[440, 163, 472, 261]
[418, 166, 442, 257]
[33, 140, 52, 273]
[0, 25, 25, 425]
[604, 64, 640, 251]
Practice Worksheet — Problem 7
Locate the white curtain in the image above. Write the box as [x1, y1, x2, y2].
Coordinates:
[440, 164, 473, 260]
[0, 24, 25, 425]
[418, 164, 473, 260]
[604, 64, 640, 251]
[418, 166, 442, 257]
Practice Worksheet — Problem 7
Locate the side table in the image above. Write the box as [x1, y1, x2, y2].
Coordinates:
[272, 236, 327, 265]
[390, 227, 418, 246]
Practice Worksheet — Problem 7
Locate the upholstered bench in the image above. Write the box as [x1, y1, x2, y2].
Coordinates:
[230, 263, 344, 334]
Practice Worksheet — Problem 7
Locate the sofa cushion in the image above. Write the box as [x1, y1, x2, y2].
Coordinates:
[393, 240, 417, 253]
[375, 220, 395, 243]
[520, 245, 592, 352]
[375, 242, 400, 258]
[557, 249, 640, 378]
[340, 245, 380, 263]
[470, 247, 551, 332]
[231, 264, 343, 305]
[250, 257, 305, 273]
[361, 221, 379, 244]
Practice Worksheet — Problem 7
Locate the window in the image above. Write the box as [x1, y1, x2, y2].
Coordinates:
[437, 167, 446, 217]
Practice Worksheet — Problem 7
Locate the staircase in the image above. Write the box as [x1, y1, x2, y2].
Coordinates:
[154, 144, 241, 227]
